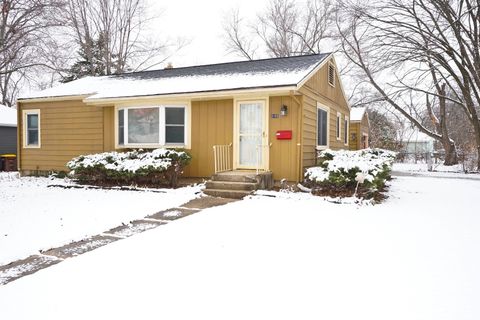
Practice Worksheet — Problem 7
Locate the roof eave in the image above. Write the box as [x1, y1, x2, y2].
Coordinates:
[17, 94, 94, 104]
[82, 85, 298, 106]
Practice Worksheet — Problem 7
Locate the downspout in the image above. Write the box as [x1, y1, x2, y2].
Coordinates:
[16, 101, 21, 174]
[290, 91, 303, 183]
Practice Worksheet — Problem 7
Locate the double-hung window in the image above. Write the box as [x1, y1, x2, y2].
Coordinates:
[24, 110, 40, 148]
[165, 107, 185, 144]
[117, 105, 187, 147]
[317, 103, 329, 149]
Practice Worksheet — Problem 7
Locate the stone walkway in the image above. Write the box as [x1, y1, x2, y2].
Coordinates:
[0, 196, 236, 286]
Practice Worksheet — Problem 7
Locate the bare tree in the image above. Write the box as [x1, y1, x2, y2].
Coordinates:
[62, 0, 183, 78]
[223, 8, 257, 60]
[0, 0, 64, 106]
[336, 0, 480, 167]
[223, 0, 334, 59]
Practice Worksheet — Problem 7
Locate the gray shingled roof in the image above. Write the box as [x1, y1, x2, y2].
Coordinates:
[117, 53, 331, 80]
[21, 53, 332, 100]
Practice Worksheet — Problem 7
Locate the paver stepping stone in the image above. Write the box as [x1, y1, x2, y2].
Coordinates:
[146, 207, 199, 221]
[181, 196, 237, 209]
[0, 255, 61, 285]
[105, 220, 166, 238]
[41, 235, 119, 259]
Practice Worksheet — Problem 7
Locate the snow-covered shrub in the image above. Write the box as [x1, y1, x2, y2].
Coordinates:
[67, 148, 191, 188]
[304, 148, 396, 199]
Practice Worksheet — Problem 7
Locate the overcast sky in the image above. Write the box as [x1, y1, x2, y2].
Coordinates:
[149, 0, 271, 67]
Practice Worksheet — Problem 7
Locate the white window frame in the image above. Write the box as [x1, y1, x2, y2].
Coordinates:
[328, 62, 336, 87]
[344, 116, 349, 146]
[316, 102, 330, 150]
[115, 104, 190, 149]
[23, 109, 41, 149]
[336, 112, 341, 141]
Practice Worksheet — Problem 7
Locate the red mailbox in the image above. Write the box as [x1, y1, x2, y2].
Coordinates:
[276, 130, 292, 140]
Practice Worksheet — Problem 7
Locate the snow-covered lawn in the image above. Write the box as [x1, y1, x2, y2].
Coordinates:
[0, 172, 201, 265]
[0, 172, 479, 319]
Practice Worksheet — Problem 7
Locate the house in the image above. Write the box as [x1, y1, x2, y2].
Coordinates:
[17, 54, 351, 187]
[399, 128, 435, 154]
[0, 104, 17, 155]
[349, 107, 370, 150]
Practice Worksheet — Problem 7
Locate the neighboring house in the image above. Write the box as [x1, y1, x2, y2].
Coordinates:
[17, 54, 351, 182]
[349, 107, 370, 150]
[399, 128, 435, 154]
[0, 105, 17, 155]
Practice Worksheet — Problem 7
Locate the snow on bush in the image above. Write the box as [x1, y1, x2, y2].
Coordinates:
[67, 149, 191, 188]
[304, 148, 396, 199]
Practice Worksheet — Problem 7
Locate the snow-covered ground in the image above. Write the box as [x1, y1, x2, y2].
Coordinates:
[0, 172, 201, 265]
[393, 162, 466, 172]
[0, 173, 478, 319]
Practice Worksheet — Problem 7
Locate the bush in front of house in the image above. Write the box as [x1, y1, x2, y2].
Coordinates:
[67, 148, 191, 188]
[304, 148, 396, 199]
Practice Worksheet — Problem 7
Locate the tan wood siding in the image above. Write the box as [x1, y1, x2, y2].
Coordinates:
[349, 122, 361, 150]
[349, 115, 370, 150]
[299, 58, 350, 169]
[103, 106, 115, 151]
[184, 99, 233, 177]
[18, 100, 108, 172]
[268, 96, 301, 182]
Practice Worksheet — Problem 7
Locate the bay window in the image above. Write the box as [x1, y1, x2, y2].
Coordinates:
[117, 105, 187, 147]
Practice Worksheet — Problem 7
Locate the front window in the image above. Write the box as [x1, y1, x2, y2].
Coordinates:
[117, 105, 187, 147]
[317, 105, 329, 148]
[24, 110, 40, 148]
[128, 107, 159, 144]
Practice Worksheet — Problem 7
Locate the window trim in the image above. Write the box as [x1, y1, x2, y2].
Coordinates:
[344, 116, 349, 146]
[316, 102, 330, 150]
[336, 112, 341, 141]
[23, 109, 41, 149]
[114, 103, 190, 149]
[328, 62, 336, 87]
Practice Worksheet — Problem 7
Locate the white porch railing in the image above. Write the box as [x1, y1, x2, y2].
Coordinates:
[255, 143, 272, 174]
[213, 143, 232, 173]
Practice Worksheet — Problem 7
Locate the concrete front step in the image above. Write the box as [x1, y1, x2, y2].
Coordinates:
[203, 188, 252, 199]
[212, 173, 258, 183]
[206, 180, 258, 191]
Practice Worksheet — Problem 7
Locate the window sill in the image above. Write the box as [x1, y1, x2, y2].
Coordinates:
[116, 144, 189, 149]
[23, 145, 41, 149]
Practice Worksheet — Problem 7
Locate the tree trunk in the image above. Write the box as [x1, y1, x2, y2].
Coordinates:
[438, 84, 458, 166]
[443, 139, 458, 165]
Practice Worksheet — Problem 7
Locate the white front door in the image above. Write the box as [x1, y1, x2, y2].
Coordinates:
[236, 101, 266, 169]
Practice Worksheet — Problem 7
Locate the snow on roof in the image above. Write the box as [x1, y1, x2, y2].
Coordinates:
[20, 54, 331, 101]
[0, 105, 17, 127]
[350, 107, 366, 121]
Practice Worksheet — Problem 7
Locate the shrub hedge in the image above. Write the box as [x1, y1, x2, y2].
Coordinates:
[304, 148, 396, 199]
[67, 148, 191, 188]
